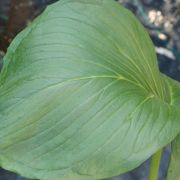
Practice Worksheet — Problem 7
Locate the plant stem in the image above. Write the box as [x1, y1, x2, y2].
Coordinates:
[148, 149, 162, 180]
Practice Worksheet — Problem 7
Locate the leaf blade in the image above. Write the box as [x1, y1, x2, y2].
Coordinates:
[166, 77, 180, 180]
[0, 1, 179, 180]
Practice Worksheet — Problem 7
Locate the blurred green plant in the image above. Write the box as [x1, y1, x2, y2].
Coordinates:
[0, 14, 8, 21]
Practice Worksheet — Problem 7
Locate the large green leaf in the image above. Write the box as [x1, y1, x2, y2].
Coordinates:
[0, 0, 180, 179]
[167, 77, 180, 180]
[168, 134, 180, 180]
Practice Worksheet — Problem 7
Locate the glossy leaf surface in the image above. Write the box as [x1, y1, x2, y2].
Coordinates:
[0, 0, 180, 179]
